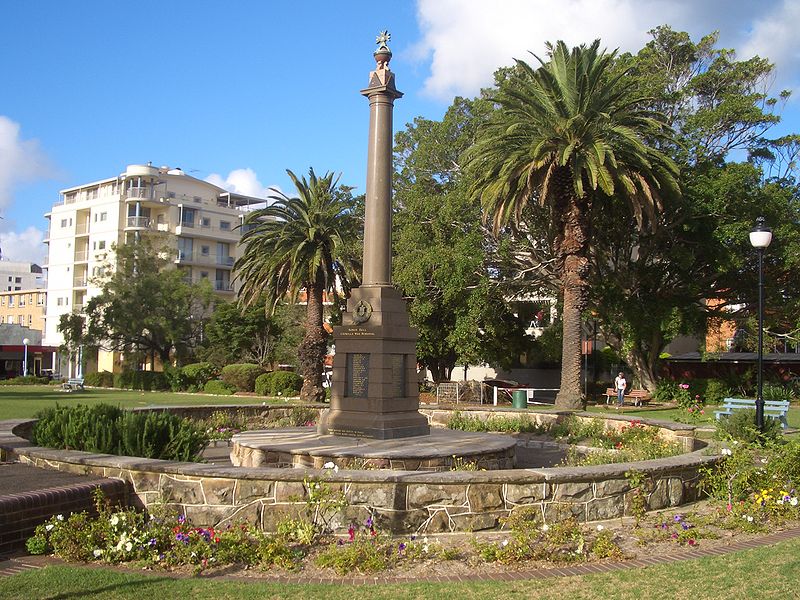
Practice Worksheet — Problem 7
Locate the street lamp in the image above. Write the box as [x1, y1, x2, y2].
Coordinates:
[749, 216, 773, 432]
[22, 337, 30, 376]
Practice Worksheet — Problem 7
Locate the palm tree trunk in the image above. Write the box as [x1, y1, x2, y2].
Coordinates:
[298, 279, 328, 403]
[553, 168, 589, 410]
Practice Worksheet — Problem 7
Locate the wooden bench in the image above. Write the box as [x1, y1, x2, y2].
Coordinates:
[714, 397, 790, 429]
[61, 377, 85, 392]
[605, 388, 652, 407]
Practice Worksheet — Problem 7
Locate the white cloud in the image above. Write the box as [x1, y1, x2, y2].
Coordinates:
[0, 115, 54, 212]
[413, 0, 796, 101]
[205, 168, 279, 200]
[739, 0, 800, 91]
[0, 226, 46, 264]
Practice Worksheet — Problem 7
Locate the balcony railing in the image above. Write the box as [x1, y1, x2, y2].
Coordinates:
[214, 280, 234, 291]
[216, 256, 235, 266]
[176, 250, 193, 262]
[126, 216, 151, 228]
[126, 186, 155, 200]
[75, 223, 89, 235]
[180, 220, 195, 229]
[73, 278, 88, 288]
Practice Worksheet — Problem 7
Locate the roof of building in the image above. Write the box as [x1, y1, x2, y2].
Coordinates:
[0, 324, 43, 345]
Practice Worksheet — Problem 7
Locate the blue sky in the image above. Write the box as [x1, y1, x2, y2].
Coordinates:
[2, 0, 799, 264]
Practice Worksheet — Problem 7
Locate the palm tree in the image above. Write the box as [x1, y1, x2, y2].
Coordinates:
[466, 40, 680, 410]
[235, 168, 359, 403]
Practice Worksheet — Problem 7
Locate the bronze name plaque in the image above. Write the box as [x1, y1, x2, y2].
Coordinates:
[346, 352, 369, 397]
[389, 354, 406, 397]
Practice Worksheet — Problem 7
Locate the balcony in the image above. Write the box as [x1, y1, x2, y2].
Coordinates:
[125, 186, 155, 200]
[214, 280, 234, 292]
[74, 249, 89, 262]
[75, 223, 90, 236]
[216, 256, 235, 267]
[126, 216, 151, 229]
[73, 278, 88, 288]
[175, 250, 193, 263]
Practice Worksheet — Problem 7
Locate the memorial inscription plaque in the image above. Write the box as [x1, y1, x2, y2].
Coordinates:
[389, 354, 405, 398]
[346, 352, 369, 397]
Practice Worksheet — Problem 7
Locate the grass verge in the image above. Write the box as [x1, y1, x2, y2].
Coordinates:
[2, 536, 799, 599]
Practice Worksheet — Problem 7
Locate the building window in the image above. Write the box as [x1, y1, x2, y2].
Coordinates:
[8, 297, 13, 307]
[14, 277, 21, 283]
[98, 240, 106, 250]
[220, 221, 231, 231]
[199, 271, 209, 279]
[100, 212, 107, 221]
[19, 296, 25, 307]
[61, 219, 68, 228]
[57, 297, 63, 306]
[200, 217, 211, 228]
[200, 245, 210, 256]
[28, 315, 32, 325]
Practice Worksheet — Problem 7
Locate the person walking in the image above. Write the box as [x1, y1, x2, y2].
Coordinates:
[614, 372, 627, 409]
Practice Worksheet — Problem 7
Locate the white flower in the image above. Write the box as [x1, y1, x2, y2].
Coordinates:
[541, 524, 550, 532]
[721, 448, 733, 456]
[93, 549, 103, 558]
[501, 539, 509, 546]
[791, 498, 799, 507]
[596, 525, 605, 531]
[56, 514, 64, 521]
[761, 458, 768, 464]
[125, 541, 133, 552]
[322, 461, 339, 473]
[45, 524, 54, 532]
[110, 515, 120, 527]
[747, 516, 754, 522]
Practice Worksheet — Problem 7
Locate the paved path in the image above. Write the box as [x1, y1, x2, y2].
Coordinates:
[0, 462, 107, 496]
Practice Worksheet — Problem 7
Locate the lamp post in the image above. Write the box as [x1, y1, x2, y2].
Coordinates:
[749, 217, 773, 432]
[22, 337, 30, 376]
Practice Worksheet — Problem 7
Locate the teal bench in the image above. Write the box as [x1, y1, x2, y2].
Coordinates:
[714, 397, 790, 429]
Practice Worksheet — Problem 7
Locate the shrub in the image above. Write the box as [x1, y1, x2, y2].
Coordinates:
[114, 370, 170, 391]
[204, 379, 236, 395]
[255, 371, 304, 396]
[714, 409, 782, 445]
[653, 380, 678, 403]
[118, 411, 208, 461]
[220, 363, 265, 392]
[696, 378, 731, 405]
[0, 375, 50, 386]
[83, 371, 114, 388]
[33, 404, 123, 454]
[32, 404, 208, 461]
[181, 362, 218, 390]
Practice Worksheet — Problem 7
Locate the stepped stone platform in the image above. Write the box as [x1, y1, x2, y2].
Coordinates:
[230, 427, 517, 471]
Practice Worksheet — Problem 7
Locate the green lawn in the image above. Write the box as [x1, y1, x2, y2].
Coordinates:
[0, 386, 295, 420]
[2, 536, 800, 599]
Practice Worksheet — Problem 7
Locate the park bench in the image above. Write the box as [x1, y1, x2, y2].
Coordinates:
[61, 377, 85, 392]
[605, 387, 652, 407]
[714, 397, 790, 429]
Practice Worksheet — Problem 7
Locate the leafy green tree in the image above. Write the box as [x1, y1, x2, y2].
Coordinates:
[80, 238, 214, 368]
[466, 40, 679, 408]
[393, 97, 526, 382]
[235, 169, 359, 402]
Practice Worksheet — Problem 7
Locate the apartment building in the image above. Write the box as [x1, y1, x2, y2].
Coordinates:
[0, 261, 45, 291]
[43, 163, 267, 375]
[0, 289, 46, 331]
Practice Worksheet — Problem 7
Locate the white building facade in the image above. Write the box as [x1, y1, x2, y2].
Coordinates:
[0, 261, 45, 292]
[43, 163, 266, 375]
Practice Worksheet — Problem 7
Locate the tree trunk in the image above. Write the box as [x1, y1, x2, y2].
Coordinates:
[298, 280, 327, 403]
[624, 349, 658, 392]
[553, 167, 589, 410]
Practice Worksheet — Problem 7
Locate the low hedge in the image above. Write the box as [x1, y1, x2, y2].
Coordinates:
[83, 371, 114, 388]
[204, 379, 236, 395]
[220, 363, 265, 392]
[255, 371, 303, 397]
[114, 370, 170, 391]
[31, 403, 208, 461]
[0, 375, 50, 386]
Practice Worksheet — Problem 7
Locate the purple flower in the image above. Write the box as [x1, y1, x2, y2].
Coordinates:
[674, 515, 682, 522]
[148, 538, 157, 547]
[178, 515, 186, 525]
[365, 516, 374, 528]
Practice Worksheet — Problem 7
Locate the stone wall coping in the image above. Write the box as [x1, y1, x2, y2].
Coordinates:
[2, 418, 718, 485]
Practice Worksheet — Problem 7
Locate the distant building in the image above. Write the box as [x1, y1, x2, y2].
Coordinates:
[43, 163, 268, 376]
[0, 324, 56, 378]
[0, 261, 44, 291]
[0, 289, 46, 331]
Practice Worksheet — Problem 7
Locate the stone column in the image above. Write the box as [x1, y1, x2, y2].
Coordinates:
[317, 32, 430, 439]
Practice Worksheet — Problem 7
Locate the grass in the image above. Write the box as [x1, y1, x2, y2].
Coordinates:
[2, 536, 800, 599]
[0, 386, 298, 420]
[586, 404, 800, 429]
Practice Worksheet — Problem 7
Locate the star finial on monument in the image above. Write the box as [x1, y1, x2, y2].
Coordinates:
[375, 30, 391, 52]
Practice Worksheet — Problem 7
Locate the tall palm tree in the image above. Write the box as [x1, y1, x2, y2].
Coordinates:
[466, 40, 680, 410]
[235, 168, 359, 403]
